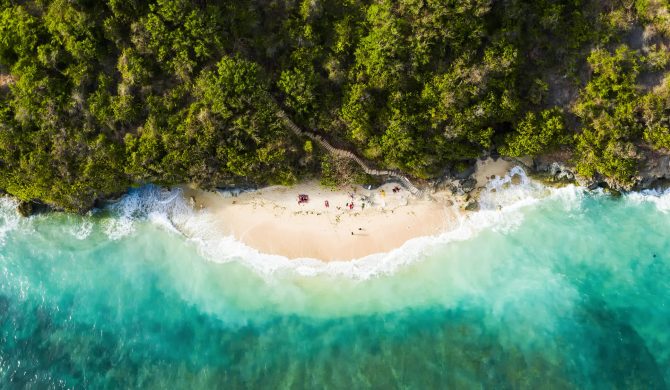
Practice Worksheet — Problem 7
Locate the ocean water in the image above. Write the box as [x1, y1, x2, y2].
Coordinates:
[1, 170, 669, 389]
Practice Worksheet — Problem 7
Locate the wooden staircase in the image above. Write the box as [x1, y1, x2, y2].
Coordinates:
[275, 109, 423, 197]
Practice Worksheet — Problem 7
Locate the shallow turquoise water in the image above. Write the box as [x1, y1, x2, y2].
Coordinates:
[1, 182, 669, 388]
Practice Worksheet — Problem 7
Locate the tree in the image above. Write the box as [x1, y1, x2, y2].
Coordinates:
[573, 46, 643, 188]
[641, 75, 670, 150]
[501, 108, 569, 157]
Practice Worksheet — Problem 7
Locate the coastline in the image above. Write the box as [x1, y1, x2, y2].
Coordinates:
[7, 153, 630, 262]
[179, 158, 518, 261]
[5, 153, 669, 264]
[181, 182, 458, 261]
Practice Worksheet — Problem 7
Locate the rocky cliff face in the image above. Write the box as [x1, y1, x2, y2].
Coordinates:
[532, 148, 670, 192]
[637, 150, 670, 189]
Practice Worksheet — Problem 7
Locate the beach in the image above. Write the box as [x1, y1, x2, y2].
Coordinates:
[181, 182, 457, 261]
[180, 158, 518, 261]
[4, 158, 670, 388]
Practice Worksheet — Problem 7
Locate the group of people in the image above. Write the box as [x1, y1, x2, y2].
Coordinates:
[299, 185, 400, 209]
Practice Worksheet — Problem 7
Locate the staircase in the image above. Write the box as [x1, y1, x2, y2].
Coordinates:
[275, 109, 423, 197]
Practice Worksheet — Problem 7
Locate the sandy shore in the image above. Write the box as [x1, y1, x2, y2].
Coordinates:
[181, 158, 516, 261]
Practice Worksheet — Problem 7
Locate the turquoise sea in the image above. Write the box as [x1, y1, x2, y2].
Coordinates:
[1, 169, 669, 388]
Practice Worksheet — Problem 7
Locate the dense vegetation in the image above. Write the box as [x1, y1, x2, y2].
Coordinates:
[0, 0, 669, 210]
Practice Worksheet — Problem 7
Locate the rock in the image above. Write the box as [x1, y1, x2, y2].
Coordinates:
[531, 159, 577, 185]
[638, 154, 670, 189]
[459, 177, 477, 193]
[510, 174, 522, 185]
[16, 200, 51, 217]
[534, 158, 552, 173]
[435, 178, 463, 196]
[549, 162, 575, 181]
[603, 187, 622, 197]
[463, 199, 480, 211]
[513, 156, 534, 169]
[16, 201, 34, 217]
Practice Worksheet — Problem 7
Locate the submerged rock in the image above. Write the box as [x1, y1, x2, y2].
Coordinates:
[603, 187, 622, 197]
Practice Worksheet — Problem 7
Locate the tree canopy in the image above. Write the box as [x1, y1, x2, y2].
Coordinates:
[0, 0, 669, 209]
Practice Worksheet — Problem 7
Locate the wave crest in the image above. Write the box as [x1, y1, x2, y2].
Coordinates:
[625, 188, 670, 212]
[168, 167, 586, 279]
[0, 197, 21, 245]
[0, 169, 590, 279]
[101, 186, 192, 240]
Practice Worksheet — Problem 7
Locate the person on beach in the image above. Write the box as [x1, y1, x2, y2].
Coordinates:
[325, 200, 329, 208]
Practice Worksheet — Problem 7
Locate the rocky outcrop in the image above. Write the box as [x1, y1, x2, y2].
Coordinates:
[533, 154, 575, 179]
[16, 201, 34, 217]
[15, 200, 51, 217]
[459, 177, 477, 193]
[637, 153, 670, 189]
[546, 161, 576, 181]
[463, 198, 480, 211]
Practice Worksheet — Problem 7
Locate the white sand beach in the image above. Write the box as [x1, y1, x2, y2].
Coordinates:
[181, 158, 516, 261]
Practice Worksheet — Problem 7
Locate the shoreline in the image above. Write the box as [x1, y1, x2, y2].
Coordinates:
[4, 155, 600, 262]
[182, 182, 457, 261]
[7, 154, 669, 262]
[179, 158, 517, 261]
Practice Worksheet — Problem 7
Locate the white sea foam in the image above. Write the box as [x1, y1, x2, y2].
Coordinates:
[102, 168, 588, 280]
[69, 219, 93, 240]
[0, 169, 591, 279]
[0, 197, 21, 245]
[101, 186, 192, 240]
[625, 187, 670, 212]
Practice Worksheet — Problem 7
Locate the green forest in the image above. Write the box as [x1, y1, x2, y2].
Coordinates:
[0, 0, 669, 211]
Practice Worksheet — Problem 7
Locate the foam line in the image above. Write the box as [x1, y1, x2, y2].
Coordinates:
[0, 169, 640, 279]
[87, 168, 589, 279]
[0, 197, 20, 245]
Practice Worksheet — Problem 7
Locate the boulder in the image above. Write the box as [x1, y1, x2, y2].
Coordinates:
[16, 200, 51, 217]
[463, 199, 480, 211]
[549, 162, 575, 181]
[459, 177, 477, 193]
[16, 201, 34, 217]
[603, 187, 622, 197]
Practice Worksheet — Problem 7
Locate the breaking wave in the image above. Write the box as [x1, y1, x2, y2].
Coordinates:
[3, 166, 654, 280]
[625, 187, 670, 213]
[64, 168, 587, 279]
[0, 197, 21, 246]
